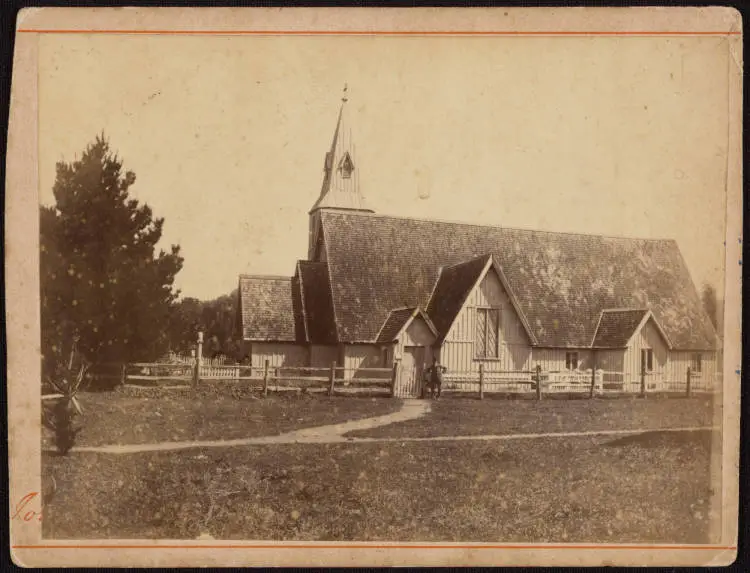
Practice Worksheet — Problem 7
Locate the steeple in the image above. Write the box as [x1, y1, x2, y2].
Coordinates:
[308, 85, 374, 259]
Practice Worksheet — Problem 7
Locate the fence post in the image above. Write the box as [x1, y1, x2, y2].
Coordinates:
[192, 354, 199, 388]
[328, 361, 337, 397]
[120, 363, 127, 386]
[640, 359, 646, 398]
[390, 360, 399, 398]
[263, 359, 269, 397]
[589, 368, 596, 399]
[535, 364, 542, 401]
[192, 331, 204, 387]
[686, 366, 692, 398]
[274, 367, 280, 392]
[479, 363, 485, 400]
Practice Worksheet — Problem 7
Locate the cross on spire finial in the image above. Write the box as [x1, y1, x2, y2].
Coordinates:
[342, 83, 348, 103]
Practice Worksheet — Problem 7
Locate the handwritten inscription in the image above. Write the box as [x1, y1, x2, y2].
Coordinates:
[12, 492, 42, 522]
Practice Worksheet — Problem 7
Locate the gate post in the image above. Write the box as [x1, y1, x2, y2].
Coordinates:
[640, 359, 646, 398]
[193, 331, 204, 387]
[262, 359, 270, 397]
[479, 363, 485, 400]
[328, 361, 337, 397]
[191, 349, 198, 387]
[390, 360, 399, 398]
[686, 366, 692, 398]
[535, 364, 542, 401]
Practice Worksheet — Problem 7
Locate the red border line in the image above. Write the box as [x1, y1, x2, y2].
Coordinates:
[15, 29, 742, 36]
[12, 544, 738, 550]
[13, 18, 739, 558]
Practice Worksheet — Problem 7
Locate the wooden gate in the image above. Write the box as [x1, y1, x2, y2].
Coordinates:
[395, 346, 424, 398]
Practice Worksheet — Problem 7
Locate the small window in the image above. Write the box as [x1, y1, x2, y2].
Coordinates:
[692, 353, 702, 373]
[641, 349, 654, 372]
[475, 307, 500, 359]
[565, 351, 578, 371]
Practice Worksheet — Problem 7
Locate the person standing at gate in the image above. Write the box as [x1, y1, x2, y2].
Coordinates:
[425, 356, 447, 399]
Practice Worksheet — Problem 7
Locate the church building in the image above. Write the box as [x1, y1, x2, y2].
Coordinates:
[237, 95, 718, 396]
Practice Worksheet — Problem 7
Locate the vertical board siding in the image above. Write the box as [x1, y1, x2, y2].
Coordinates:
[403, 318, 435, 347]
[597, 349, 625, 372]
[397, 318, 435, 371]
[443, 267, 532, 373]
[530, 348, 592, 372]
[343, 344, 385, 379]
[625, 318, 669, 386]
[250, 343, 309, 369]
[668, 350, 718, 390]
[310, 344, 338, 369]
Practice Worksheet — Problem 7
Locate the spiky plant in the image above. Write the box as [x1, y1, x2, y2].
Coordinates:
[42, 343, 89, 455]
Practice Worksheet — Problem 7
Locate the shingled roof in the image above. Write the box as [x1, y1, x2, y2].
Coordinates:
[376, 307, 438, 343]
[297, 261, 338, 345]
[238, 275, 304, 342]
[376, 308, 416, 343]
[591, 309, 649, 348]
[320, 211, 717, 349]
[426, 255, 490, 342]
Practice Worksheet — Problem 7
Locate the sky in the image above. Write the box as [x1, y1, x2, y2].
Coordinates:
[38, 34, 730, 301]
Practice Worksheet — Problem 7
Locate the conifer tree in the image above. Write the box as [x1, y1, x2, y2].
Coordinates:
[40, 135, 183, 371]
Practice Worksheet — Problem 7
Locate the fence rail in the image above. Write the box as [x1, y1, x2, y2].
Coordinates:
[440, 364, 720, 399]
[83, 359, 397, 397]
[79, 357, 721, 400]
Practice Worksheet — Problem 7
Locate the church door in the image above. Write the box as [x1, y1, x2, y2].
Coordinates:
[396, 346, 425, 398]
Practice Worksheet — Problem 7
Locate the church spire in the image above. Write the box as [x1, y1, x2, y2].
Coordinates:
[309, 85, 373, 215]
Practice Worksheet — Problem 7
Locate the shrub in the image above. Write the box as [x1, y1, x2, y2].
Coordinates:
[42, 343, 89, 455]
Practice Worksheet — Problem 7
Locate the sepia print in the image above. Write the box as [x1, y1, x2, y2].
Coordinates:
[6, 7, 742, 568]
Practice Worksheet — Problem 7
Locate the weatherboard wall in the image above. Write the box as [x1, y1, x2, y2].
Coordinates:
[249, 342, 309, 370]
[441, 266, 533, 373]
[623, 318, 669, 383]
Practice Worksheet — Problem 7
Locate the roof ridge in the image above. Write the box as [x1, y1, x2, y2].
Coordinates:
[320, 210, 679, 243]
[298, 260, 327, 267]
[441, 253, 493, 270]
[239, 274, 292, 281]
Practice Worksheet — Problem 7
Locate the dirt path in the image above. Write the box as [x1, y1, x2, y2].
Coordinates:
[57, 398, 715, 455]
[64, 399, 432, 455]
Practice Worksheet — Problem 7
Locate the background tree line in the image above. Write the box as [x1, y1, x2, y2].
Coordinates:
[167, 290, 246, 362]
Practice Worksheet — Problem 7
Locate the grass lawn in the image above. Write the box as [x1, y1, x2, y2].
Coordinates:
[345, 395, 718, 439]
[42, 429, 716, 543]
[42, 388, 403, 448]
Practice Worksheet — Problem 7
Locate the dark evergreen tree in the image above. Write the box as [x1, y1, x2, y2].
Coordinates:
[40, 135, 183, 371]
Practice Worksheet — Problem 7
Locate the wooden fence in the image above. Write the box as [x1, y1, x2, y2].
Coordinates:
[80, 358, 720, 399]
[83, 360, 396, 396]
[440, 363, 720, 399]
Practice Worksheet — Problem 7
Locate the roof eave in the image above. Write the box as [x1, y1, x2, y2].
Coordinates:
[319, 220, 341, 344]
[294, 262, 310, 344]
[626, 310, 674, 351]
[488, 256, 539, 345]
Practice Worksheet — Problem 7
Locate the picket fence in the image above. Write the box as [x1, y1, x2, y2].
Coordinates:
[440, 364, 720, 398]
